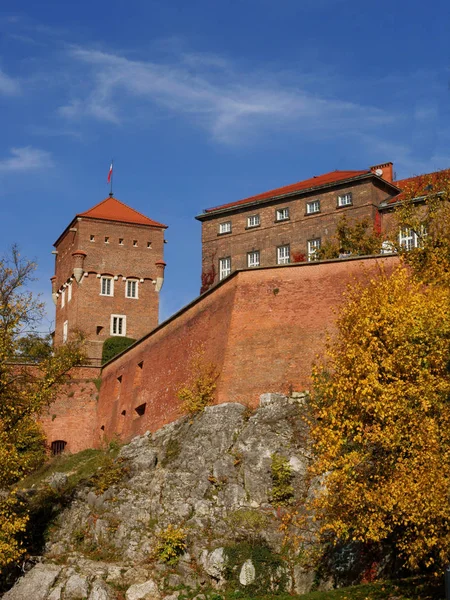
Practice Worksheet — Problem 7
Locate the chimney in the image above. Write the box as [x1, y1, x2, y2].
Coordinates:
[370, 162, 393, 183]
[72, 250, 87, 283]
[154, 260, 166, 293]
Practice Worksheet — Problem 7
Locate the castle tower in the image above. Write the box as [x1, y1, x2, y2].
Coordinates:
[52, 196, 167, 361]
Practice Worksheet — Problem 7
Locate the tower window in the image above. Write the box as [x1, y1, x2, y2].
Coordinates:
[277, 245, 290, 264]
[96, 326, 103, 335]
[147, 242, 152, 249]
[219, 257, 231, 280]
[100, 276, 114, 296]
[133, 240, 138, 247]
[119, 238, 124, 245]
[90, 235, 95, 242]
[105, 236, 110, 243]
[111, 314, 126, 336]
[126, 280, 138, 299]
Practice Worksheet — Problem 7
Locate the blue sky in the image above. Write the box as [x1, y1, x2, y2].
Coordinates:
[0, 0, 449, 331]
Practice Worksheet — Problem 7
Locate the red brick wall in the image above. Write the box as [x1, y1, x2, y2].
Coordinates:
[97, 256, 399, 445]
[38, 366, 101, 454]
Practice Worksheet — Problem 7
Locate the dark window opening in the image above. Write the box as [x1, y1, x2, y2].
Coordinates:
[135, 403, 146, 416]
[100, 425, 105, 431]
[96, 326, 103, 335]
[51, 440, 67, 456]
[117, 375, 122, 383]
[138, 361, 144, 369]
[121, 409, 126, 416]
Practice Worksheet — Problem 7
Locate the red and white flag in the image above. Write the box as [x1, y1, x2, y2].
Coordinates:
[107, 162, 113, 183]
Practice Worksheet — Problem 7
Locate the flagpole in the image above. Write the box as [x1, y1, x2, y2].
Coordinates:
[109, 159, 114, 197]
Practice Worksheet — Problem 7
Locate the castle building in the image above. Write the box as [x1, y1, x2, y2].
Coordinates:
[51, 195, 167, 360]
[196, 162, 400, 289]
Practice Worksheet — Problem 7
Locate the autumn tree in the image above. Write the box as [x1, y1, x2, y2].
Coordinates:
[317, 215, 383, 260]
[0, 246, 85, 568]
[308, 263, 450, 571]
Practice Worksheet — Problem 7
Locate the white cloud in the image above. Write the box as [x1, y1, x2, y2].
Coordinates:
[0, 147, 54, 173]
[59, 47, 394, 144]
[0, 69, 20, 95]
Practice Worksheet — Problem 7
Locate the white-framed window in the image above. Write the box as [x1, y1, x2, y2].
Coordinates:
[276, 208, 290, 221]
[100, 276, 114, 296]
[219, 221, 232, 234]
[68, 282, 72, 302]
[277, 245, 290, 264]
[398, 226, 427, 251]
[247, 250, 260, 268]
[306, 200, 320, 214]
[63, 320, 68, 343]
[219, 257, 231, 280]
[61, 289, 65, 308]
[337, 193, 352, 207]
[247, 214, 260, 228]
[307, 238, 321, 261]
[111, 314, 126, 336]
[126, 280, 138, 299]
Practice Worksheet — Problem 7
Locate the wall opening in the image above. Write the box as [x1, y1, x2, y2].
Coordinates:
[100, 425, 105, 431]
[135, 403, 146, 416]
[96, 326, 103, 335]
[121, 409, 126, 416]
[51, 440, 67, 456]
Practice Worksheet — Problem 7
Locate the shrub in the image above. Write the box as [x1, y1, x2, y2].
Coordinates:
[177, 348, 218, 416]
[102, 336, 136, 364]
[155, 524, 187, 564]
[270, 454, 294, 506]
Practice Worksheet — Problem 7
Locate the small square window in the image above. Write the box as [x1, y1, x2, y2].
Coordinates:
[219, 222, 232, 234]
[277, 245, 290, 264]
[337, 193, 352, 207]
[147, 241, 152, 248]
[100, 276, 113, 296]
[247, 214, 260, 228]
[111, 314, 126, 336]
[219, 257, 231, 280]
[119, 238, 124, 245]
[247, 250, 260, 268]
[307, 238, 321, 261]
[133, 240, 138, 247]
[306, 200, 320, 214]
[90, 235, 95, 242]
[105, 236, 110, 243]
[135, 403, 146, 416]
[276, 208, 290, 221]
[126, 280, 138, 299]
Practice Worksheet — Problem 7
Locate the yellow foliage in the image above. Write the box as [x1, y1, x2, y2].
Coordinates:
[177, 347, 218, 416]
[308, 264, 450, 570]
[155, 524, 187, 564]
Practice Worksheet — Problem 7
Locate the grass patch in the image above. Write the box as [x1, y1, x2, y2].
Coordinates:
[217, 575, 444, 600]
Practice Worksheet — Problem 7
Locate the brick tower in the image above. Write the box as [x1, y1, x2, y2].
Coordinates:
[51, 195, 167, 360]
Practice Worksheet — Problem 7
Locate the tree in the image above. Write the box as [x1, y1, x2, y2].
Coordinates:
[308, 264, 450, 571]
[16, 332, 53, 361]
[317, 215, 383, 260]
[0, 246, 85, 568]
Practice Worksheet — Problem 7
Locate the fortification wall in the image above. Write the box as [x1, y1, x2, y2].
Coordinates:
[96, 255, 398, 445]
[39, 366, 101, 453]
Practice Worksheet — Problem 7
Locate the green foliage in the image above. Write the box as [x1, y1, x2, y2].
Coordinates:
[89, 456, 129, 494]
[270, 454, 294, 506]
[226, 509, 271, 534]
[101, 336, 136, 364]
[317, 216, 382, 260]
[15, 333, 53, 361]
[224, 540, 288, 594]
[155, 524, 187, 564]
[177, 347, 218, 416]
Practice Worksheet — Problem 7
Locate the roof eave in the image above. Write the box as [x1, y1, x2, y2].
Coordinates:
[196, 173, 400, 221]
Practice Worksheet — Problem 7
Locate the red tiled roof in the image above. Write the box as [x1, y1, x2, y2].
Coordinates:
[78, 197, 167, 228]
[387, 168, 450, 205]
[203, 170, 372, 214]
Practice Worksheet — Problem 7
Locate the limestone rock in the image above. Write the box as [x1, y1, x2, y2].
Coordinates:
[88, 579, 115, 600]
[3, 563, 61, 600]
[199, 547, 226, 580]
[64, 573, 90, 599]
[125, 579, 160, 600]
[239, 559, 256, 586]
[47, 472, 68, 491]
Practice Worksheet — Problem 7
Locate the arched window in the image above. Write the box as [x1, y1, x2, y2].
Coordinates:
[51, 440, 67, 456]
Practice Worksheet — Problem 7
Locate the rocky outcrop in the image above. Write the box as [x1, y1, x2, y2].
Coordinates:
[3, 394, 315, 599]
